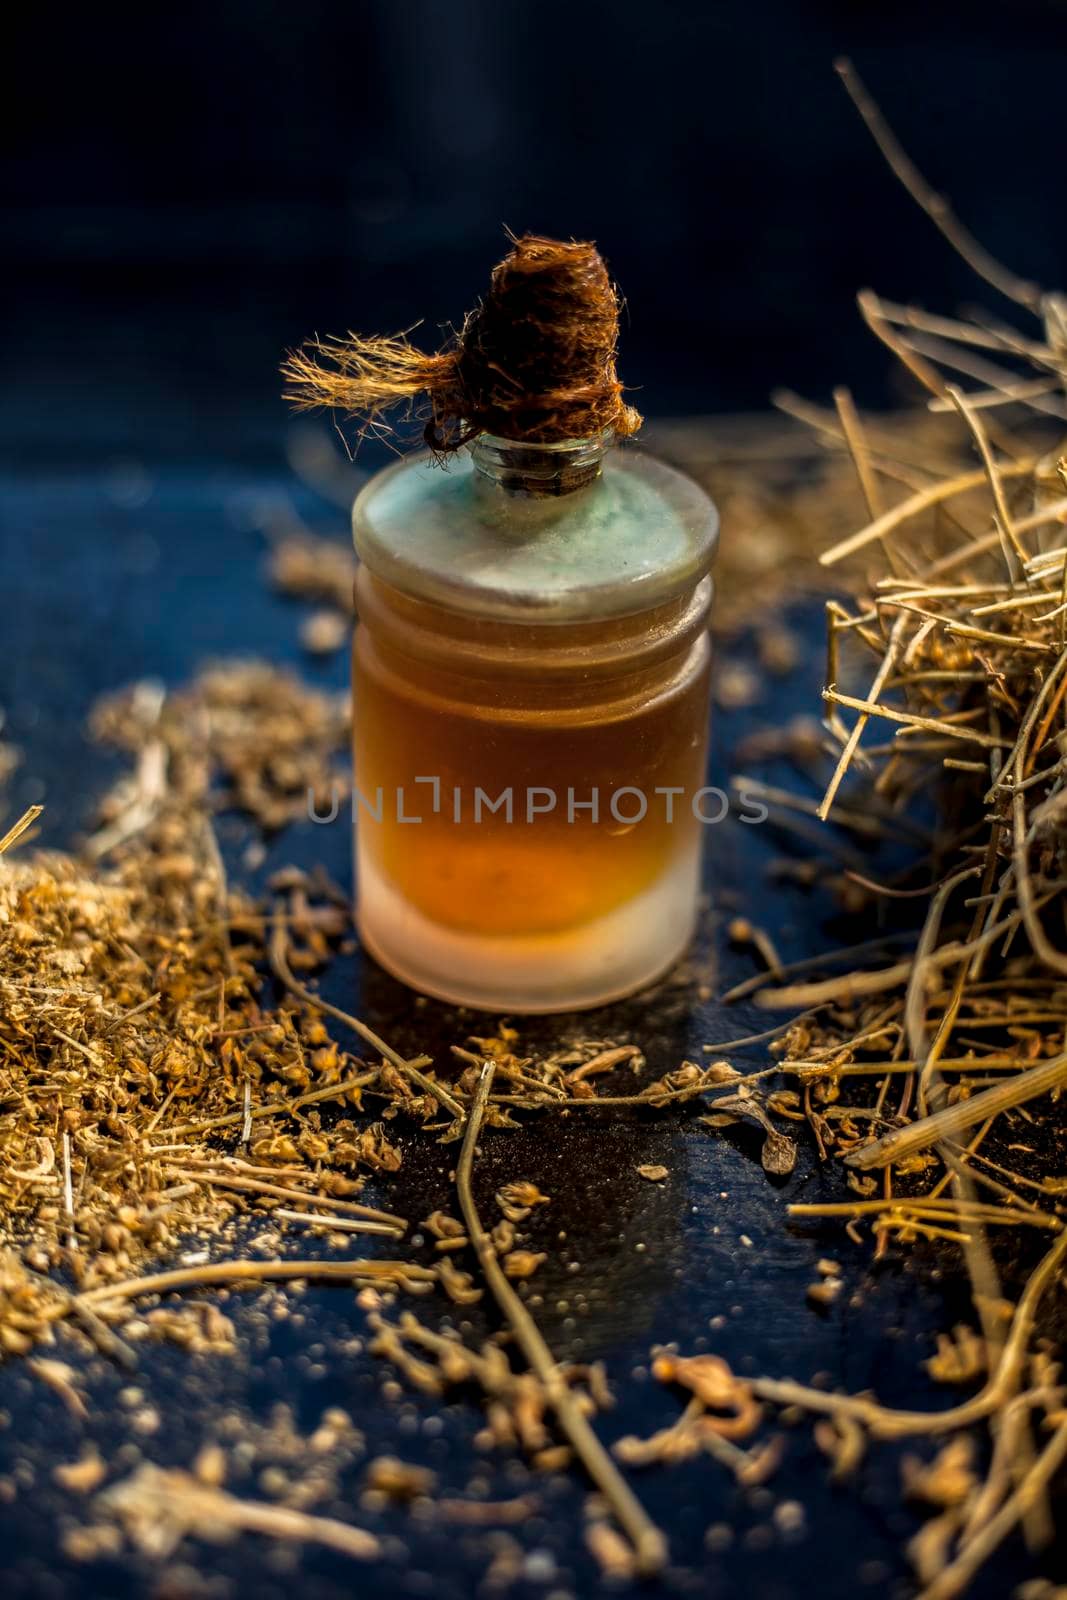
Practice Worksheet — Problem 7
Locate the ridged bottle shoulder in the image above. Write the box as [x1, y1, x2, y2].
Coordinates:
[353, 445, 718, 624]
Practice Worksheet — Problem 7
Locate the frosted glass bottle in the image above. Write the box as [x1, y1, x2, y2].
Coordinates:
[351, 431, 718, 1012]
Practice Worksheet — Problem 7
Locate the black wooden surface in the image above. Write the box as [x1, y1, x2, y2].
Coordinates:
[0, 445, 1047, 1600]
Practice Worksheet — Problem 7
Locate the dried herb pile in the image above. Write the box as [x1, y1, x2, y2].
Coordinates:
[671, 64, 1067, 1600]
[0, 665, 414, 1336]
[739, 81, 1067, 1245]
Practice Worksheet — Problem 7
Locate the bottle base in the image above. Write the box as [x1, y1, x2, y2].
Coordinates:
[356, 850, 700, 1014]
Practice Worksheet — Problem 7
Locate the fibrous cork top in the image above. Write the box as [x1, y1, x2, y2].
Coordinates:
[283, 233, 641, 450]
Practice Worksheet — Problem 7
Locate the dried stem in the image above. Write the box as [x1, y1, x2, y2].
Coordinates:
[846, 1051, 1067, 1170]
[749, 1227, 1067, 1440]
[0, 804, 43, 855]
[834, 58, 1043, 311]
[917, 1419, 1067, 1600]
[455, 1062, 667, 1575]
[269, 903, 465, 1118]
[75, 1257, 436, 1311]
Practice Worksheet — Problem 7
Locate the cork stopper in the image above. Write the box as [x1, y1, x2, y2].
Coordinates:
[283, 233, 641, 451]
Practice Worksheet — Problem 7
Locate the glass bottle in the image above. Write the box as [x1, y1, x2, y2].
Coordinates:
[351, 429, 718, 1012]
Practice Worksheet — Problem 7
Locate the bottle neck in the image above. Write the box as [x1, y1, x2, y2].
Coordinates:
[469, 431, 611, 497]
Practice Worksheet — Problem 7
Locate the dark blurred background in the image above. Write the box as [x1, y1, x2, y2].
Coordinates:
[3, 0, 1066, 468]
